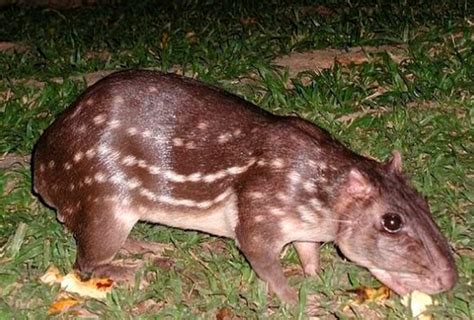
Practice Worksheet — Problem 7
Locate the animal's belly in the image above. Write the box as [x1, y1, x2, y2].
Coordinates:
[138, 193, 239, 238]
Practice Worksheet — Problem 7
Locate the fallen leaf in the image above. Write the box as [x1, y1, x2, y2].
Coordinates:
[0, 153, 30, 169]
[0, 42, 29, 53]
[273, 45, 408, 77]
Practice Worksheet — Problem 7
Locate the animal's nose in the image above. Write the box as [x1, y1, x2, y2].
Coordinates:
[436, 268, 458, 292]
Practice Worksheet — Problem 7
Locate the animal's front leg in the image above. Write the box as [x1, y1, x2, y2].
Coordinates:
[235, 187, 297, 304]
[294, 241, 320, 276]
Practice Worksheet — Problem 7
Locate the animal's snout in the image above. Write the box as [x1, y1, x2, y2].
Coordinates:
[435, 268, 457, 292]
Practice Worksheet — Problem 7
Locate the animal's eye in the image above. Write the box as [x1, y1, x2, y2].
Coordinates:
[381, 213, 403, 233]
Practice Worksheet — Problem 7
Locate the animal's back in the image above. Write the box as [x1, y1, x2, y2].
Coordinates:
[33, 70, 276, 230]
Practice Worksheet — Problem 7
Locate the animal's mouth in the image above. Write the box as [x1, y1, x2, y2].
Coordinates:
[369, 268, 412, 296]
[368, 267, 457, 296]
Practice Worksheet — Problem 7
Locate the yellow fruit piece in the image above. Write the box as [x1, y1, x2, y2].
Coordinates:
[343, 285, 391, 312]
[40, 265, 114, 300]
[350, 285, 391, 304]
[61, 272, 113, 300]
[47, 295, 81, 315]
[401, 290, 434, 320]
[40, 265, 64, 284]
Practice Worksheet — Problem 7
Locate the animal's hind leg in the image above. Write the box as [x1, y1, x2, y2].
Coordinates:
[70, 203, 138, 281]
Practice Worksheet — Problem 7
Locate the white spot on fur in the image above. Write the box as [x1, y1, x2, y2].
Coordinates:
[309, 198, 324, 211]
[64, 162, 72, 170]
[288, 171, 301, 184]
[110, 173, 125, 185]
[140, 188, 157, 201]
[142, 130, 152, 138]
[127, 177, 142, 189]
[108, 119, 121, 129]
[93, 113, 106, 125]
[254, 215, 265, 223]
[257, 159, 266, 166]
[250, 192, 264, 200]
[158, 195, 197, 207]
[84, 176, 93, 185]
[233, 129, 242, 136]
[197, 122, 208, 130]
[164, 170, 187, 183]
[122, 155, 137, 166]
[73, 152, 83, 162]
[48, 160, 55, 168]
[173, 138, 184, 146]
[78, 124, 87, 133]
[39, 164, 45, 172]
[297, 205, 316, 223]
[70, 104, 82, 118]
[187, 172, 203, 182]
[218, 133, 232, 144]
[94, 172, 107, 183]
[271, 158, 285, 169]
[226, 166, 247, 175]
[270, 207, 286, 216]
[276, 192, 289, 203]
[185, 141, 196, 149]
[308, 198, 332, 218]
[214, 188, 234, 203]
[109, 150, 121, 161]
[303, 181, 316, 193]
[85, 148, 96, 159]
[136, 160, 147, 168]
[148, 166, 161, 174]
[127, 127, 138, 136]
[148, 86, 158, 93]
[69, 183, 75, 191]
[86, 98, 94, 106]
[196, 200, 213, 209]
[203, 170, 227, 183]
[113, 96, 125, 105]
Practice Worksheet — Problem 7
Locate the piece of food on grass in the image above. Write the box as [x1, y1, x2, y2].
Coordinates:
[40, 265, 113, 299]
[40, 265, 64, 284]
[343, 285, 391, 313]
[47, 293, 82, 315]
[61, 272, 114, 299]
[401, 290, 434, 320]
[347, 285, 391, 305]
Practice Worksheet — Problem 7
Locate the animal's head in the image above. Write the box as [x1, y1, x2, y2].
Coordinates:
[334, 151, 457, 295]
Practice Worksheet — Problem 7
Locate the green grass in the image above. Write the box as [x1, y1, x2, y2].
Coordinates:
[0, 0, 473, 318]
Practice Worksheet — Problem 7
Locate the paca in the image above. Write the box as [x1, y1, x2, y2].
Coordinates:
[33, 70, 457, 303]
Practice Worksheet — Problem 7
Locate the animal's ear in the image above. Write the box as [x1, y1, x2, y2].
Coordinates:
[346, 168, 373, 200]
[385, 150, 403, 174]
